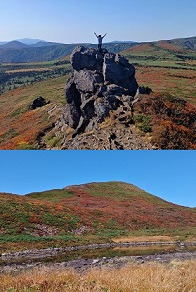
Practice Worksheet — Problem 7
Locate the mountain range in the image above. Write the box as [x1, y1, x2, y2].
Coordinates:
[0, 36, 195, 63]
[0, 40, 64, 49]
[0, 38, 136, 49]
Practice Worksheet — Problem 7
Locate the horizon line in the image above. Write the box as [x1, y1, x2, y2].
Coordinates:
[0, 35, 196, 45]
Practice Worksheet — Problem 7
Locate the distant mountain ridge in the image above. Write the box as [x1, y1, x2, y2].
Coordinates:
[0, 38, 45, 45]
[30, 41, 64, 48]
[0, 42, 138, 63]
[0, 38, 136, 46]
[16, 38, 44, 45]
[0, 40, 64, 49]
[0, 41, 29, 49]
[0, 36, 195, 63]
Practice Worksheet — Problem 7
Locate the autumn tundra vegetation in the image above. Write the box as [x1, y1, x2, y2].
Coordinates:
[0, 182, 196, 252]
[0, 182, 196, 291]
[0, 36, 196, 149]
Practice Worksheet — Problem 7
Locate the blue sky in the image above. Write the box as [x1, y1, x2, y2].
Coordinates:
[0, 151, 195, 207]
[0, 0, 195, 43]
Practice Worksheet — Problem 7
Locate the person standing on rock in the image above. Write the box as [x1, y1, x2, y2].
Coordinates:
[94, 32, 107, 51]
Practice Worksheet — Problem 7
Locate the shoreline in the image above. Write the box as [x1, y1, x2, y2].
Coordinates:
[1, 241, 196, 273]
[1, 251, 196, 274]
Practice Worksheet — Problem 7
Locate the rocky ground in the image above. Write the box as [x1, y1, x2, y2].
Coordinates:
[61, 118, 154, 150]
[51, 250, 196, 272]
[1, 251, 196, 274]
[1, 242, 196, 273]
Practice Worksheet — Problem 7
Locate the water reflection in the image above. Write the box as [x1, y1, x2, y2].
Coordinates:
[44, 244, 196, 264]
[1, 243, 195, 266]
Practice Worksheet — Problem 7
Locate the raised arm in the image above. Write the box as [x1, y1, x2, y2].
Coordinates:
[103, 33, 107, 38]
[94, 32, 98, 38]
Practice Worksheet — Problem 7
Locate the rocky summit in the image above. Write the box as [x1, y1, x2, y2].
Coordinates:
[55, 46, 152, 149]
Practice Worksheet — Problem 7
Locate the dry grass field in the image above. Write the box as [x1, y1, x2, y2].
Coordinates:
[1, 260, 196, 292]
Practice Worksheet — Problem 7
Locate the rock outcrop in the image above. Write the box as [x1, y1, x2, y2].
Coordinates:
[63, 46, 138, 134]
[52, 46, 153, 149]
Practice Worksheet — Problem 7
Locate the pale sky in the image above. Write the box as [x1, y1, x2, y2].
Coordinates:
[0, 151, 195, 207]
[0, 0, 195, 43]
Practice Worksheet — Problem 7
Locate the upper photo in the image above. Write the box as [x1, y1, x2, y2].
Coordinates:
[0, 0, 195, 149]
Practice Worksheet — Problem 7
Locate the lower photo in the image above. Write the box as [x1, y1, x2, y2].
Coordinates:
[0, 150, 195, 291]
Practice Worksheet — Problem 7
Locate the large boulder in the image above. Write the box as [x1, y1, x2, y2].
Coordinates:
[64, 46, 139, 131]
[29, 96, 49, 110]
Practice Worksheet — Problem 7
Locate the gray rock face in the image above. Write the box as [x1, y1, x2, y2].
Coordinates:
[74, 70, 97, 93]
[64, 46, 138, 133]
[71, 46, 104, 71]
[103, 53, 135, 82]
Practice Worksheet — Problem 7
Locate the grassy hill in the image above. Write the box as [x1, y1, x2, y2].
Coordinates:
[0, 182, 195, 251]
[122, 38, 196, 69]
[170, 36, 196, 50]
